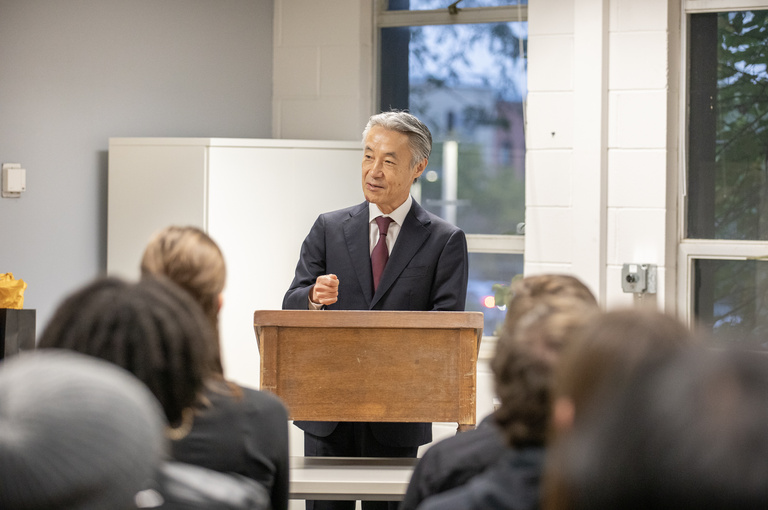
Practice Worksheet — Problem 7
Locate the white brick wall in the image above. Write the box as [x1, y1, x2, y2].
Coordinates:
[525, 0, 678, 310]
[606, 0, 674, 310]
[273, 0, 372, 141]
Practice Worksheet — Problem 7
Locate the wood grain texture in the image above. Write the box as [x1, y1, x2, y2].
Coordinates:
[254, 310, 483, 428]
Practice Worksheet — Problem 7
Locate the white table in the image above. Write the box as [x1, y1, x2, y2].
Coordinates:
[289, 457, 418, 501]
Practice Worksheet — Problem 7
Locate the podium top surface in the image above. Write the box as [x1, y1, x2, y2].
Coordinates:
[253, 310, 484, 330]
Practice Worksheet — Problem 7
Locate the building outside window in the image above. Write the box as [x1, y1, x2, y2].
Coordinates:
[682, 2, 768, 349]
[376, 0, 528, 335]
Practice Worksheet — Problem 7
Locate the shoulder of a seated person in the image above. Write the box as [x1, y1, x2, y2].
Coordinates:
[138, 461, 271, 510]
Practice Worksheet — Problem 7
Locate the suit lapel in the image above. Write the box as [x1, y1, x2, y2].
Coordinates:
[371, 201, 432, 308]
[343, 202, 374, 304]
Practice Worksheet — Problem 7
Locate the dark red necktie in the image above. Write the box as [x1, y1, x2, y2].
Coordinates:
[371, 216, 393, 291]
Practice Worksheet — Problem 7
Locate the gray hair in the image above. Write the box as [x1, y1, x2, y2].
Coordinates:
[362, 111, 432, 168]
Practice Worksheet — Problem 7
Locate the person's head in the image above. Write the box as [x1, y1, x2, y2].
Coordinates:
[140, 225, 226, 335]
[361, 110, 432, 214]
[38, 276, 216, 426]
[551, 308, 696, 434]
[491, 295, 599, 449]
[547, 348, 768, 509]
[0, 350, 166, 510]
[140, 226, 227, 377]
[501, 274, 598, 337]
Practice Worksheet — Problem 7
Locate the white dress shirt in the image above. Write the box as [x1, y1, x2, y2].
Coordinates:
[309, 196, 414, 309]
[368, 194, 412, 255]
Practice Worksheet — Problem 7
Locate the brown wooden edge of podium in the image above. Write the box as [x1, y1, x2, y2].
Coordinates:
[253, 310, 484, 432]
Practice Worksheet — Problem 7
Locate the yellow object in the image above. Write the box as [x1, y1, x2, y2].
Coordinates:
[0, 273, 26, 309]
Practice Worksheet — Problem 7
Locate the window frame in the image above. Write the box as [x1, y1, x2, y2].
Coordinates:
[678, 0, 768, 328]
[374, 0, 527, 287]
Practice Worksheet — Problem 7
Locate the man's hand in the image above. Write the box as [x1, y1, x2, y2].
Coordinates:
[310, 274, 339, 305]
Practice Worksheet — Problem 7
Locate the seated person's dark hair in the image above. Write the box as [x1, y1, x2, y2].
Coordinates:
[415, 296, 597, 510]
[400, 274, 598, 510]
[546, 348, 768, 510]
[491, 295, 597, 449]
[38, 276, 215, 427]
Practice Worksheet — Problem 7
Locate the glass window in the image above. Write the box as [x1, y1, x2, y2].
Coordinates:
[687, 10, 768, 240]
[693, 258, 768, 349]
[466, 252, 524, 336]
[380, 21, 527, 235]
[378, 4, 527, 333]
[683, 8, 768, 351]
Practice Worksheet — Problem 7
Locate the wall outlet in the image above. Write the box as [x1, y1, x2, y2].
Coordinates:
[621, 263, 657, 294]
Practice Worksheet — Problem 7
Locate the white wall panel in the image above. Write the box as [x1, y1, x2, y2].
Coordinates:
[273, 0, 372, 140]
[527, 35, 575, 91]
[526, 92, 575, 149]
[612, 0, 670, 31]
[528, 0, 575, 35]
[608, 150, 668, 208]
[524, 207, 575, 263]
[609, 31, 669, 90]
[609, 90, 668, 148]
[526, 151, 574, 207]
[607, 207, 668, 266]
[274, 46, 320, 97]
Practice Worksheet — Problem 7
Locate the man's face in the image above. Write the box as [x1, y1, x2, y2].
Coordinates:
[362, 125, 427, 214]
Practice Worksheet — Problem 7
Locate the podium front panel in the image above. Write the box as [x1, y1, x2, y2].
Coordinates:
[255, 310, 483, 428]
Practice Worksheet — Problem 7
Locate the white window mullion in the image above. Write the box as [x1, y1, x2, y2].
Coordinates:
[686, 0, 768, 14]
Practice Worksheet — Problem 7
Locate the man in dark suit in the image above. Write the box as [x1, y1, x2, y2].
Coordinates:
[283, 110, 469, 510]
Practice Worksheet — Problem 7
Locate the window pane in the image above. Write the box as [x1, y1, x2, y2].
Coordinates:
[694, 258, 768, 350]
[380, 22, 527, 234]
[387, 0, 526, 11]
[687, 11, 768, 240]
[466, 252, 524, 336]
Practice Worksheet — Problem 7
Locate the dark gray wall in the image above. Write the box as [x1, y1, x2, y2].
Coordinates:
[0, 0, 273, 331]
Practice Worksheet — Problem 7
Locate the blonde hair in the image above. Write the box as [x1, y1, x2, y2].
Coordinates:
[140, 226, 226, 374]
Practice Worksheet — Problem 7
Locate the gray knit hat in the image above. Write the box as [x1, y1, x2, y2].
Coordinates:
[0, 350, 167, 509]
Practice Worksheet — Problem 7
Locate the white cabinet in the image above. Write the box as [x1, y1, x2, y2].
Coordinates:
[107, 137, 363, 389]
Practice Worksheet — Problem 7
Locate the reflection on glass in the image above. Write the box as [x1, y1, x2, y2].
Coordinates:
[387, 0, 527, 11]
[687, 10, 768, 240]
[380, 21, 527, 234]
[466, 252, 523, 336]
[694, 258, 768, 350]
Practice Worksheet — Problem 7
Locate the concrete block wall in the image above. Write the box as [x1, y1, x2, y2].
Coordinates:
[525, 0, 680, 310]
[273, 0, 373, 141]
[606, 0, 679, 311]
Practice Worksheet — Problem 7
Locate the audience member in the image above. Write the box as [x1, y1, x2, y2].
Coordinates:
[414, 294, 598, 510]
[38, 276, 213, 427]
[541, 308, 697, 509]
[37, 276, 271, 510]
[140, 225, 290, 510]
[545, 347, 768, 509]
[400, 274, 597, 510]
[548, 308, 695, 436]
[0, 349, 165, 510]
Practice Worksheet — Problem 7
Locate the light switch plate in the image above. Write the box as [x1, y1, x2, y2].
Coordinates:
[2, 163, 25, 198]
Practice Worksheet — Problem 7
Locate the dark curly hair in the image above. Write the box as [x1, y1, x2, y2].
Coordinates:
[37, 276, 216, 426]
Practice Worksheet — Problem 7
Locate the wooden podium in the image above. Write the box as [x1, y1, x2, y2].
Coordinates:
[253, 310, 484, 431]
